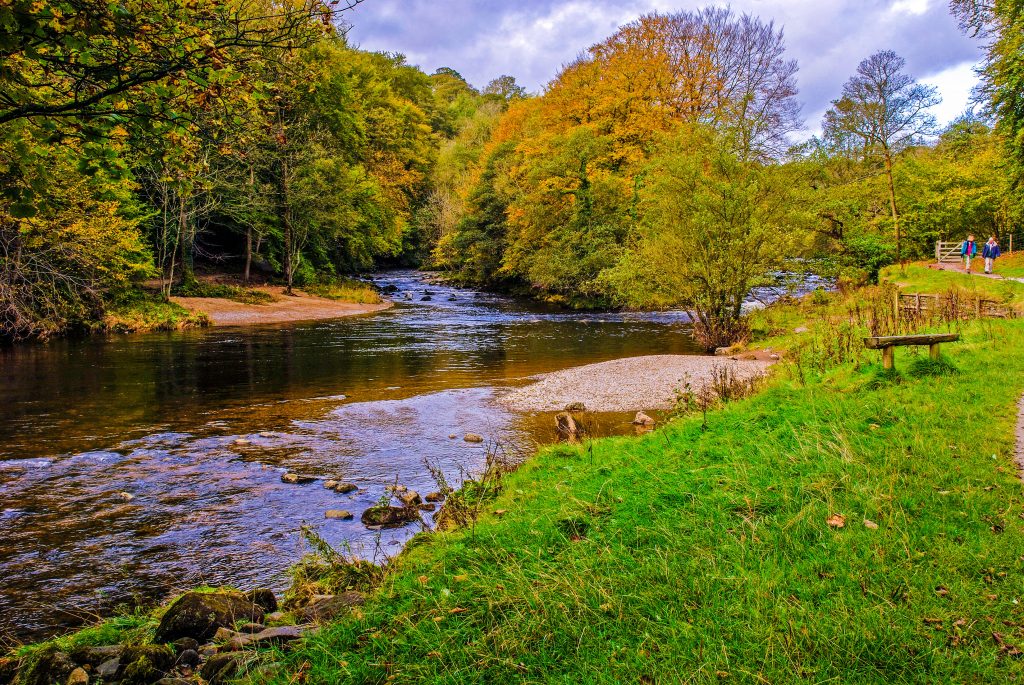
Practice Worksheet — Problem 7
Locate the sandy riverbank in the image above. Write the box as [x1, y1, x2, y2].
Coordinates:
[171, 286, 392, 326]
[499, 354, 773, 413]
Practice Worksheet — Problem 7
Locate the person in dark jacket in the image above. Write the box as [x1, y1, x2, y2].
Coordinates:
[982, 236, 1001, 274]
[961, 234, 977, 273]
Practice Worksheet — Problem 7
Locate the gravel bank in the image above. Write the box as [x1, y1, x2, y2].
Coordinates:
[499, 354, 772, 413]
[172, 286, 391, 326]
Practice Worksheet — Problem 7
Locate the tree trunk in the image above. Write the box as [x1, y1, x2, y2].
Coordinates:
[244, 225, 252, 285]
[244, 165, 254, 284]
[883, 147, 901, 267]
[179, 194, 195, 286]
[280, 157, 293, 295]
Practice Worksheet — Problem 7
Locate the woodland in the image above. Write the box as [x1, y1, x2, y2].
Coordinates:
[1, 0, 1022, 347]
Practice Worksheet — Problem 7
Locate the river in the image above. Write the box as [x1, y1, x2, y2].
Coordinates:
[0, 271, 705, 644]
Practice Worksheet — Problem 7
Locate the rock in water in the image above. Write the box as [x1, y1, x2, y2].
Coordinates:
[361, 505, 419, 529]
[555, 411, 578, 441]
[564, 402, 587, 412]
[463, 433, 484, 443]
[325, 509, 353, 520]
[398, 490, 422, 507]
[632, 412, 655, 426]
[281, 472, 316, 484]
[154, 591, 265, 643]
[332, 482, 358, 494]
[425, 491, 445, 502]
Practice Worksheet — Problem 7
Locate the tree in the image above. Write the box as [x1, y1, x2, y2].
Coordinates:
[603, 128, 796, 349]
[483, 76, 526, 103]
[951, 0, 1024, 192]
[822, 50, 941, 264]
[0, 0, 363, 126]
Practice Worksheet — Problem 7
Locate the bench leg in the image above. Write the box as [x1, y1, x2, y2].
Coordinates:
[929, 343, 940, 361]
[882, 346, 894, 370]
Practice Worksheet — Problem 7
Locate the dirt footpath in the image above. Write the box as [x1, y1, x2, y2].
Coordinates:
[172, 286, 392, 326]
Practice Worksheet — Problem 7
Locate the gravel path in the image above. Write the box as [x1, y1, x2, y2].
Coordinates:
[499, 354, 772, 413]
[1016, 394, 1024, 482]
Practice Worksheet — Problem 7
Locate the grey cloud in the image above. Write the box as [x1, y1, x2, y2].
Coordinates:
[345, 0, 983, 129]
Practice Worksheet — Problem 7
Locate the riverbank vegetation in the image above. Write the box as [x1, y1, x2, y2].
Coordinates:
[4, 2, 1023, 344]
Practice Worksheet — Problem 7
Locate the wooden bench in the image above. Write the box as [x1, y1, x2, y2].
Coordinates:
[863, 333, 960, 370]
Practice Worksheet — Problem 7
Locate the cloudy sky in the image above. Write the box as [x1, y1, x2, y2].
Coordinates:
[344, 0, 982, 135]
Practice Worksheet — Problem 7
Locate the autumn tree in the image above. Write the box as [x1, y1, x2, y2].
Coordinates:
[822, 50, 941, 264]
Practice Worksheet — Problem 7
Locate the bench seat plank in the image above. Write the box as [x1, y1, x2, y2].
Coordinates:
[863, 333, 960, 350]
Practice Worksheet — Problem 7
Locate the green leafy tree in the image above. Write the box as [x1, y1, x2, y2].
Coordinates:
[604, 129, 797, 348]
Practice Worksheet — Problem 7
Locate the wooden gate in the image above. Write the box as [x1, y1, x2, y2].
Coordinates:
[934, 241, 962, 264]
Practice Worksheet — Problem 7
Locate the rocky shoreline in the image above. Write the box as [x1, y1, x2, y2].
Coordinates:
[0, 585, 369, 685]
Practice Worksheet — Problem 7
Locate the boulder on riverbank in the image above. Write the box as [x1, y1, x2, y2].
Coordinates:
[154, 591, 265, 643]
[300, 592, 366, 623]
[361, 505, 420, 529]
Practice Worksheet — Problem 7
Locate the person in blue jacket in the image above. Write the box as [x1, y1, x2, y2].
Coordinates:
[961, 234, 977, 273]
[982, 235, 1001, 274]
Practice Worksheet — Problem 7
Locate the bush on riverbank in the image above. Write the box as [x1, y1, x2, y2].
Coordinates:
[99, 292, 210, 335]
[302, 278, 382, 305]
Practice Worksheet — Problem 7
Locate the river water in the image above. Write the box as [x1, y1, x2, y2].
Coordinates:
[0, 271, 704, 644]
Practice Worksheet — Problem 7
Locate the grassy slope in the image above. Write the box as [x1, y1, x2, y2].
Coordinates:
[273, 319, 1024, 683]
[997, 252, 1024, 279]
[882, 263, 1024, 307]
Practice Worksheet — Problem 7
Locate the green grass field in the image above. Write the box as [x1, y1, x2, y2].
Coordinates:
[881, 263, 1024, 307]
[265, 314, 1024, 683]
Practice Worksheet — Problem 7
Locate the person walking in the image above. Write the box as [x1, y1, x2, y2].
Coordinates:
[982, 235, 1001, 274]
[961, 234, 978, 273]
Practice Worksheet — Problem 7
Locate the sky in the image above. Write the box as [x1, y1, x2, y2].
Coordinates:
[344, 0, 984, 136]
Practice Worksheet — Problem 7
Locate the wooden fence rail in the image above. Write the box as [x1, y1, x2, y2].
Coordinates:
[897, 292, 1014, 319]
